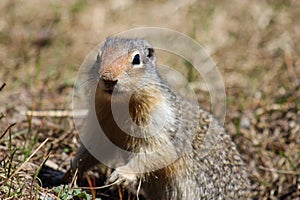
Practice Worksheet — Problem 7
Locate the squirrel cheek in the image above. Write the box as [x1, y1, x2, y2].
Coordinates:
[101, 56, 130, 80]
[101, 65, 119, 80]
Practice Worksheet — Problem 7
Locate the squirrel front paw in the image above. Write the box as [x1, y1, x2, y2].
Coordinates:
[106, 166, 137, 187]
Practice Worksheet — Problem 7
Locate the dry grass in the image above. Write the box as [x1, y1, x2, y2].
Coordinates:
[0, 0, 299, 199]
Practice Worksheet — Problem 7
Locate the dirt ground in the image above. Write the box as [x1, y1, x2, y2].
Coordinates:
[0, 0, 299, 199]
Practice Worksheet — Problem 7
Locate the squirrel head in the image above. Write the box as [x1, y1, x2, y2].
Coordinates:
[92, 37, 172, 126]
[88, 37, 178, 132]
[95, 37, 160, 99]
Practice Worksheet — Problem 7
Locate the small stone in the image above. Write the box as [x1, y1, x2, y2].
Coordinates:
[240, 116, 251, 129]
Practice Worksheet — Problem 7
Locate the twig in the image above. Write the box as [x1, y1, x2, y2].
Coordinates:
[30, 154, 50, 199]
[3, 138, 49, 185]
[3, 196, 14, 200]
[0, 123, 16, 141]
[70, 168, 78, 187]
[86, 175, 96, 200]
[136, 178, 142, 200]
[0, 83, 6, 91]
[73, 179, 122, 190]
[259, 166, 300, 175]
[118, 185, 123, 200]
[255, 104, 288, 116]
[20, 110, 88, 118]
[0, 113, 5, 120]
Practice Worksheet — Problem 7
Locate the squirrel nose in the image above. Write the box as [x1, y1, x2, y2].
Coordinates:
[100, 75, 118, 91]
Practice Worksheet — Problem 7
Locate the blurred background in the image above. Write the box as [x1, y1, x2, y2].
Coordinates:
[0, 0, 299, 199]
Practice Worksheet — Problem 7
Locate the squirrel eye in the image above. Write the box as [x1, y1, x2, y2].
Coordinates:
[132, 54, 141, 65]
[147, 48, 154, 58]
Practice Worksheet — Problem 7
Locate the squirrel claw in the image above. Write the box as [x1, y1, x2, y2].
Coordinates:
[106, 166, 137, 187]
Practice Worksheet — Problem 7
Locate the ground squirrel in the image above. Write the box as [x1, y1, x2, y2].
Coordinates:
[66, 37, 251, 199]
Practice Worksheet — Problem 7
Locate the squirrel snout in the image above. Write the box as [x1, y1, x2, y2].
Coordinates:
[100, 72, 118, 92]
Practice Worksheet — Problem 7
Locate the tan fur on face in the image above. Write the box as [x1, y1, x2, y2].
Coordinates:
[100, 54, 130, 81]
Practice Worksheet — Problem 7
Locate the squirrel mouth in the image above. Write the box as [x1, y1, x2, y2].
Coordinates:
[103, 88, 123, 95]
[99, 79, 119, 95]
[103, 89, 114, 95]
[99, 82, 117, 95]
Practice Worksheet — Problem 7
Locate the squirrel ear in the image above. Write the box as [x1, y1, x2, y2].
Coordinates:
[147, 48, 154, 58]
[96, 50, 101, 63]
